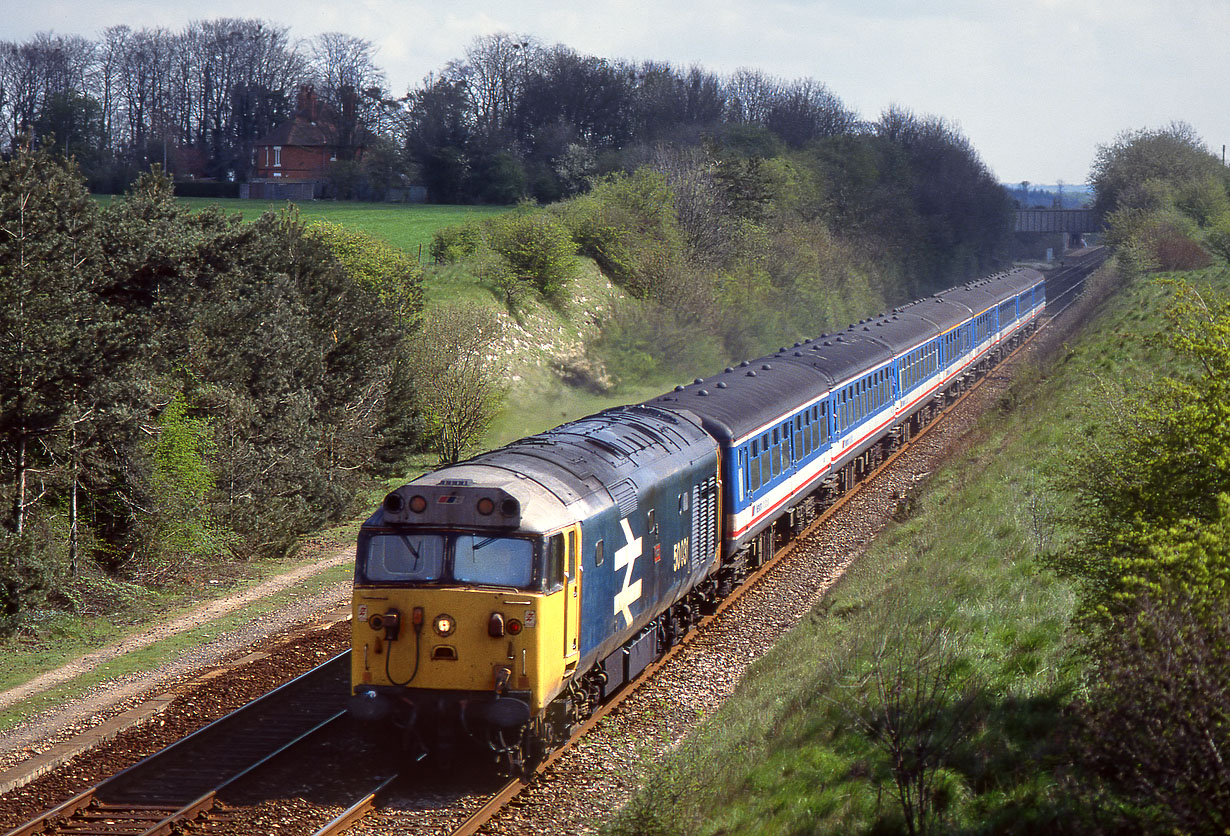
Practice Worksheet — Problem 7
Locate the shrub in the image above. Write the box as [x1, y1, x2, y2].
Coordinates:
[561, 169, 683, 299]
[1107, 208, 1211, 275]
[1076, 594, 1230, 833]
[305, 220, 424, 326]
[485, 210, 578, 304]
[0, 521, 63, 632]
[587, 298, 724, 389]
[429, 221, 483, 264]
[1052, 281, 1230, 623]
[1203, 211, 1230, 262]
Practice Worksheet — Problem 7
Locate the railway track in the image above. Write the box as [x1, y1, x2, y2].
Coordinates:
[4, 655, 350, 836]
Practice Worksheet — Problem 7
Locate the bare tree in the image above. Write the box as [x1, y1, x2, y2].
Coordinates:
[455, 32, 539, 146]
[725, 67, 782, 125]
[830, 616, 982, 836]
[406, 304, 506, 464]
[308, 31, 384, 155]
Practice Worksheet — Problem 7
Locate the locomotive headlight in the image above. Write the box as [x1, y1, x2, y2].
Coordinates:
[433, 613, 456, 637]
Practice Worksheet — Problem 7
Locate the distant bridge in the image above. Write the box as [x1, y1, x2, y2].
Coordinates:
[1015, 209, 1103, 234]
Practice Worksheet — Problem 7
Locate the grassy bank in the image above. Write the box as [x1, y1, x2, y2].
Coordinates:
[606, 262, 1219, 834]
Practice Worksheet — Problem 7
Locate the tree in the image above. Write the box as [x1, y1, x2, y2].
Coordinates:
[1090, 123, 1229, 219]
[407, 304, 505, 464]
[456, 33, 539, 147]
[404, 73, 474, 203]
[0, 145, 102, 534]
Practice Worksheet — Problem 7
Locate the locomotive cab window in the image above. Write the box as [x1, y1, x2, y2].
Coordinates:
[364, 532, 445, 581]
[545, 533, 565, 590]
[456, 535, 535, 588]
[361, 531, 536, 590]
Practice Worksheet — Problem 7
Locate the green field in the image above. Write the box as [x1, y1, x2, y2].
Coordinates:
[96, 195, 510, 261]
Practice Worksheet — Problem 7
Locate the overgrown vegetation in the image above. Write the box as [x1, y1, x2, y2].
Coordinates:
[604, 124, 1230, 834]
[429, 109, 1007, 387]
[0, 147, 421, 625]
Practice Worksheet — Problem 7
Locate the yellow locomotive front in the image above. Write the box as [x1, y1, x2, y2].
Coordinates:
[348, 477, 583, 765]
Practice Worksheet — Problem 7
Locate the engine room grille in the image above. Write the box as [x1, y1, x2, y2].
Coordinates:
[691, 476, 718, 565]
[610, 479, 638, 517]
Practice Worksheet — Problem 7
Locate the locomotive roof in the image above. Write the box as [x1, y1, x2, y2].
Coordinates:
[375, 404, 716, 533]
[645, 267, 1044, 442]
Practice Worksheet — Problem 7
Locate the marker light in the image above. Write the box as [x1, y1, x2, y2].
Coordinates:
[433, 613, 456, 637]
[412, 607, 424, 626]
[506, 619, 523, 635]
[477, 497, 495, 516]
[409, 495, 427, 513]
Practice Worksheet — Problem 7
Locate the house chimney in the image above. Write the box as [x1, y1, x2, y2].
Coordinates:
[297, 85, 319, 122]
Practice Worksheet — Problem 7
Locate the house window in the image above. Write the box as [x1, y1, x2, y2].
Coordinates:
[273, 146, 282, 167]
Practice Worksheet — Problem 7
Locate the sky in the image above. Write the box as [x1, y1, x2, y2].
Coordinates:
[7, 0, 1229, 186]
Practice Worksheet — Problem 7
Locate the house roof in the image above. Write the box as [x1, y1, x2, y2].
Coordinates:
[253, 85, 373, 149]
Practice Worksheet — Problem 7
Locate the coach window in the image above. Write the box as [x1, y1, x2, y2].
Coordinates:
[749, 442, 760, 492]
[794, 415, 804, 457]
[820, 403, 829, 445]
[771, 428, 781, 476]
[595, 539, 604, 567]
[801, 413, 811, 455]
[761, 434, 771, 485]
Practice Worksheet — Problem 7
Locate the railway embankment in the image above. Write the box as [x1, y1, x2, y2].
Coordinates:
[594, 257, 1219, 833]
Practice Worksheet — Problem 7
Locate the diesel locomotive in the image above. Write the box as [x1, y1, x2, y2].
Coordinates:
[348, 267, 1046, 770]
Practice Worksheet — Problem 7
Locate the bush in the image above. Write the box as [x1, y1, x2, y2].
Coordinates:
[1076, 594, 1230, 833]
[560, 169, 683, 299]
[1052, 281, 1230, 624]
[429, 221, 483, 264]
[587, 298, 724, 389]
[0, 522, 64, 632]
[1107, 208, 1211, 275]
[305, 220, 424, 326]
[485, 210, 578, 304]
[1203, 211, 1230, 262]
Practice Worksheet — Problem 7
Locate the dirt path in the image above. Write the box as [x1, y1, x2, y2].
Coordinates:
[0, 548, 354, 761]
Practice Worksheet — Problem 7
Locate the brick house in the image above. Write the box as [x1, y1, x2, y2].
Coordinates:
[244, 86, 366, 200]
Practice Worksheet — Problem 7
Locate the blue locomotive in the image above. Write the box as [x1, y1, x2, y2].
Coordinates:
[348, 267, 1045, 769]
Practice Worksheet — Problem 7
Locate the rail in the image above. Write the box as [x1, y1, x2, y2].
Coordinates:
[4, 653, 351, 836]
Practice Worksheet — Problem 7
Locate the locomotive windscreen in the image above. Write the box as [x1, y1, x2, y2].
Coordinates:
[361, 531, 537, 589]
